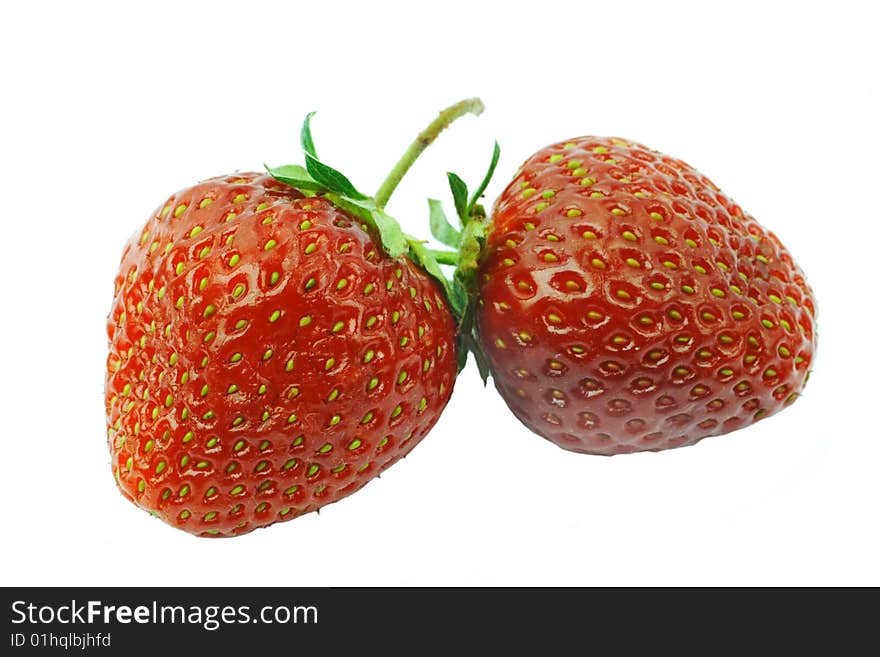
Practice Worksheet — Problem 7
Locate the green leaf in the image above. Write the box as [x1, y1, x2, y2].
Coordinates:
[305, 153, 367, 200]
[300, 112, 318, 159]
[467, 334, 492, 383]
[325, 194, 408, 258]
[368, 206, 409, 257]
[265, 164, 329, 193]
[457, 332, 490, 382]
[405, 237, 463, 318]
[467, 141, 500, 215]
[428, 199, 461, 248]
[456, 337, 469, 373]
[447, 172, 469, 223]
[269, 163, 312, 180]
[451, 279, 469, 319]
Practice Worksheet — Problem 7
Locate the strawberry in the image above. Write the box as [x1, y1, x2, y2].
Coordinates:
[467, 137, 816, 455]
[105, 100, 483, 536]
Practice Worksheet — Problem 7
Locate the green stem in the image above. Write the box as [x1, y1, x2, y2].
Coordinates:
[374, 98, 485, 210]
[429, 249, 460, 266]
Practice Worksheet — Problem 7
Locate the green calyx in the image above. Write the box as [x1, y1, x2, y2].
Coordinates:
[421, 142, 501, 381]
[266, 99, 484, 263]
[267, 98, 496, 381]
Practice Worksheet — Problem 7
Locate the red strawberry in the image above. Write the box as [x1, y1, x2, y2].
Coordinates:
[105, 100, 483, 535]
[472, 137, 816, 455]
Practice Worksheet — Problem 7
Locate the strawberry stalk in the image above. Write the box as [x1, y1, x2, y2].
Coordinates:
[427, 250, 459, 265]
[266, 98, 484, 301]
[266, 98, 494, 377]
[421, 142, 502, 378]
[374, 98, 485, 209]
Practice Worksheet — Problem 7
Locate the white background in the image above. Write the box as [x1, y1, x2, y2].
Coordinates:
[2, 0, 877, 586]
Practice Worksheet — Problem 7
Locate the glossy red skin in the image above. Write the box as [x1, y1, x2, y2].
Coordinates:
[477, 138, 816, 455]
[106, 173, 457, 536]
